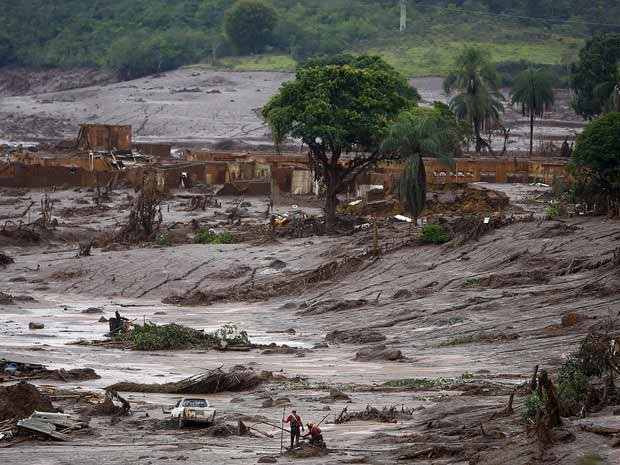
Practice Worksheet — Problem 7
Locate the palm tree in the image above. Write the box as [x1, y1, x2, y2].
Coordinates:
[511, 66, 555, 156]
[444, 48, 504, 153]
[381, 107, 458, 221]
[593, 65, 620, 114]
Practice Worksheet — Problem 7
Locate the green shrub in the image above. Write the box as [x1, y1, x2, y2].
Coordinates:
[522, 392, 546, 421]
[420, 224, 450, 244]
[438, 334, 479, 347]
[382, 378, 449, 390]
[127, 322, 250, 350]
[156, 233, 172, 247]
[557, 334, 610, 403]
[545, 202, 561, 219]
[464, 277, 480, 287]
[194, 229, 236, 244]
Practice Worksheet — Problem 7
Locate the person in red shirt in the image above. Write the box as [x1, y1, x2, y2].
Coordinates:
[304, 422, 324, 446]
[283, 408, 304, 448]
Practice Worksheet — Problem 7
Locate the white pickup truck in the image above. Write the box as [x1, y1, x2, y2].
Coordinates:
[163, 397, 217, 428]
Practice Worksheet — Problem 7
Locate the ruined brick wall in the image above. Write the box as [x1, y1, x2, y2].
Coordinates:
[0, 163, 124, 188]
[77, 125, 132, 151]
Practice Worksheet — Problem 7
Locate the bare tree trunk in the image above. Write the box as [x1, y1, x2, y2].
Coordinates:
[324, 186, 338, 233]
[529, 112, 535, 156]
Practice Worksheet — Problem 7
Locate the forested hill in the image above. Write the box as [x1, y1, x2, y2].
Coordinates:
[2, 1, 620, 79]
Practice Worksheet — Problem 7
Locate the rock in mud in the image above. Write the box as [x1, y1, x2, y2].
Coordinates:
[325, 329, 386, 344]
[48, 368, 100, 381]
[268, 259, 287, 270]
[355, 345, 403, 362]
[561, 312, 588, 327]
[287, 442, 328, 458]
[0, 252, 14, 266]
[206, 424, 236, 437]
[0, 381, 56, 421]
[261, 397, 274, 408]
[0, 292, 14, 305]
[392, 289, 412, 299]
[28, 322, 44, 330]
[81, 307, 103, 314]
[258, 457, 278, 463]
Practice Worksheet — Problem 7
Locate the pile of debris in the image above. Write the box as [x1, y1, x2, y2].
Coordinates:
[426, 184, 510, 215]
[1, 359, 99, 383]
[16, 411, 87, 442]
[0, 382, 87, 443]
[107, 366, 261, 394]
[0, 382, 56, 423]
[335, 405, 414, 424]
[90, 390, 131, 417]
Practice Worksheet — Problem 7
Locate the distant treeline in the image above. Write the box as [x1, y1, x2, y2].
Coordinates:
[1, 1, 619, 79]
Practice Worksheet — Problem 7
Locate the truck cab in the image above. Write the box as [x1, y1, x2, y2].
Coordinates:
[165, 397, 217, 428]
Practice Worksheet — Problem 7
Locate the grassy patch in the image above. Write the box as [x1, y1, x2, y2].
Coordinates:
[200, 33, 580, 78]
[464, 277, 481, 287]
[194, 229, 236, 245]
[438, 334, 479, 347]
[200, 54, 298, 72]
[577, 453, 605, 465]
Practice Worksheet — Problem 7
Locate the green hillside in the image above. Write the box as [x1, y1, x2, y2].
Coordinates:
[2, 1, 618, 79]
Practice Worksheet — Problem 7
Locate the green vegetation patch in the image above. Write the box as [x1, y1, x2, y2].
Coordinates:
[194, 229, 236, 244]
[125, 322, 250, 351]
[382, 377, 451, 390]
[420, 224, 450, 244]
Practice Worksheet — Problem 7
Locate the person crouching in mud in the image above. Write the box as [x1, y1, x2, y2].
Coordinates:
[304, 422, 325, 447]
[283, 408, 304, 448]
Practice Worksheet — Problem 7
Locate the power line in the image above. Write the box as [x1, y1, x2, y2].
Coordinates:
[411, 1, 620, 29]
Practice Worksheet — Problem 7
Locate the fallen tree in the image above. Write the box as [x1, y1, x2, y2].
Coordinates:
[107, 366, 261, 394]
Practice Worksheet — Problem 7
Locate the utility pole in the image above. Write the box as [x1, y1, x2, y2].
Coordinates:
[400, 0, 407, 32]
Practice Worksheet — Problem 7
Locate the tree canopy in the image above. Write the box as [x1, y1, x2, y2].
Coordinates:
[2, 1, 619, 79]
[571, 34, 620, 119]
[262, 55, 417, 230]
[224, 1, 277, 54]
[570, 112, 620, 214]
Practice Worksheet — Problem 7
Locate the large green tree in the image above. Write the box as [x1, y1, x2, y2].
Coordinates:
[381, 106, 460, 221]
[571, 34, 620, 119]
[262, 55, 417, 231]
[511, 66, 555, 156]
[570, 112, 620, 215]
[224, 0, 277, 54]
[444, 48, 504, 153]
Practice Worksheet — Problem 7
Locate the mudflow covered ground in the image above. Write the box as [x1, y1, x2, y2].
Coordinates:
[1, 183, 620, 465]
[0, 68, 584, 151]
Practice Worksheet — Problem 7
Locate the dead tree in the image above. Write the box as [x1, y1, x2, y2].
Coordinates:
[116, 178, 163, 243]
[39, 194, 55, 229]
